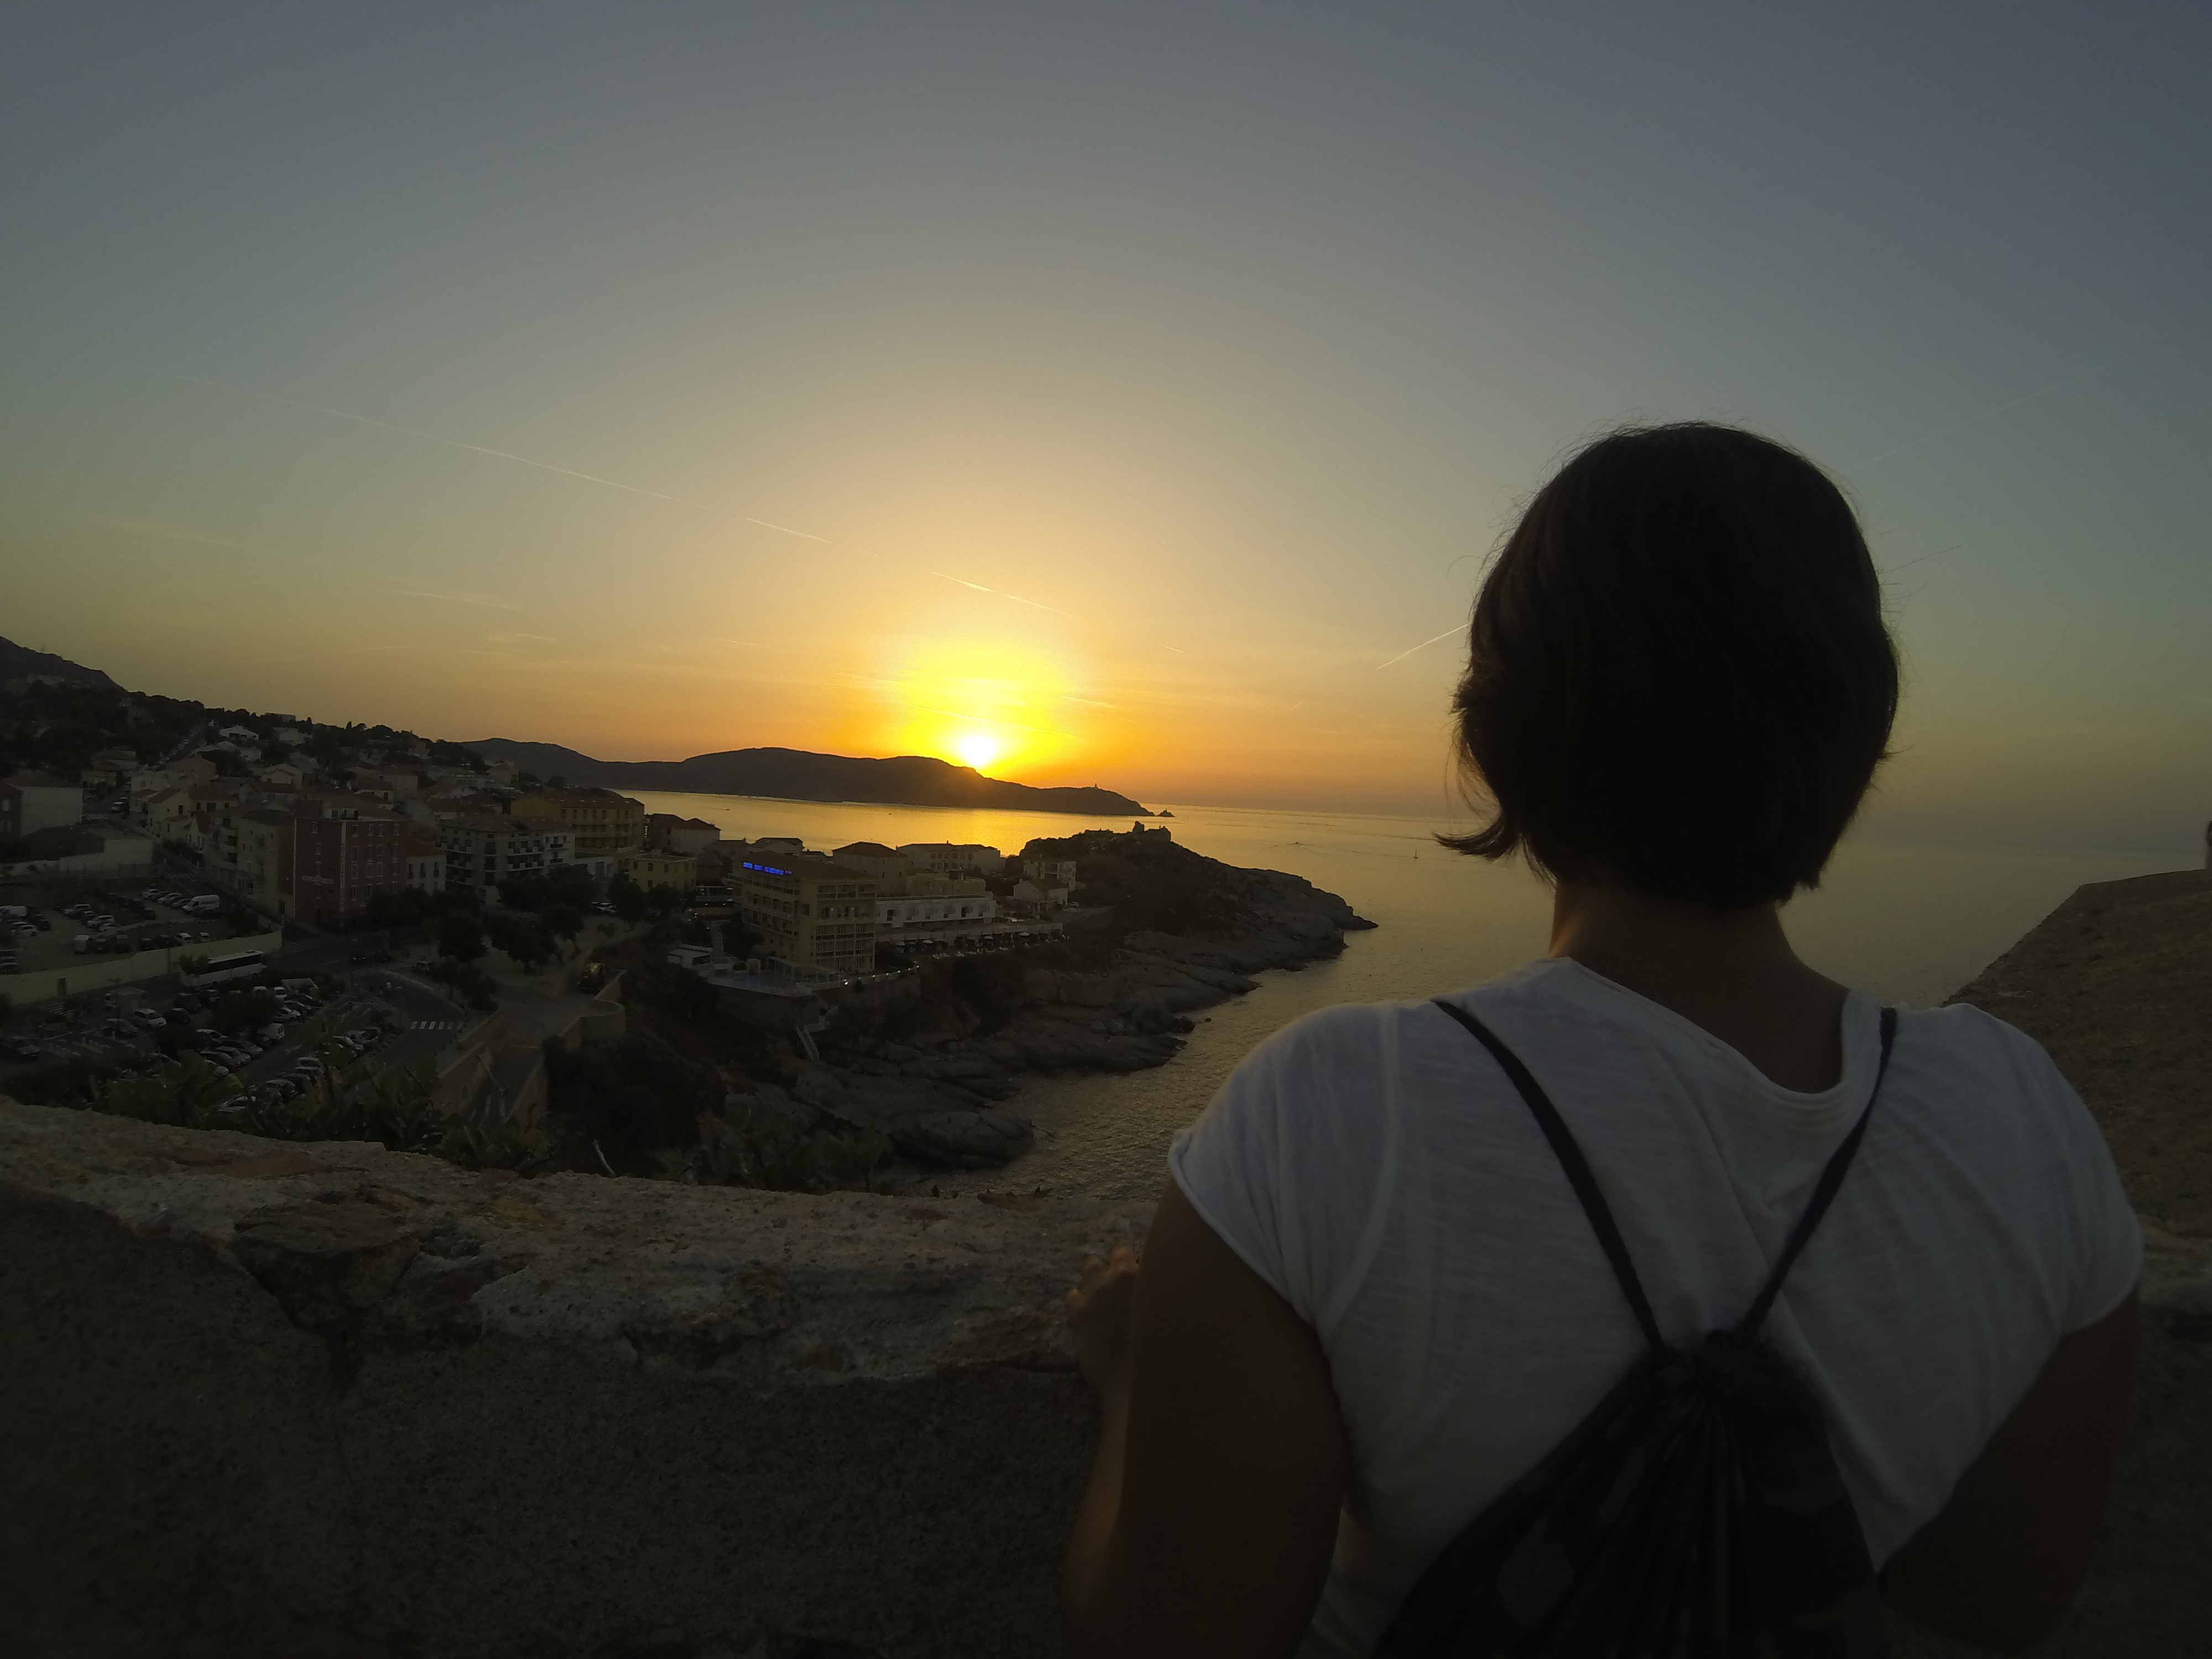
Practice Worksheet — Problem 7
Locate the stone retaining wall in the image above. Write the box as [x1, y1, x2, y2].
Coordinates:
[0, 1103, 1146, 1658]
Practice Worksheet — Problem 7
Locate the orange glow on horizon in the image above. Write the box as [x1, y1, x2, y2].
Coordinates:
[873, 633, 1086, 778]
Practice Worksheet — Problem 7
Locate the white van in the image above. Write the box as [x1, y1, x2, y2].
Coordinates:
[180, 895, 222, 916]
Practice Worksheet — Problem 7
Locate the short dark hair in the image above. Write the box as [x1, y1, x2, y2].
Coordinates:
[1442, 423, 1896, 908]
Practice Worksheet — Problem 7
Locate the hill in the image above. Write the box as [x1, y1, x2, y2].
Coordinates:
[458, 738, 1151, 817]
[0, 635, 118, 691]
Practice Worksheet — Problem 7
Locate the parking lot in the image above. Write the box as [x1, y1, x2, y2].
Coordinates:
[0, 876, 252, 980]
[0, 972, 409, 1102]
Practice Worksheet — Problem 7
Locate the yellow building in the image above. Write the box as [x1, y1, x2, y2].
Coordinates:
[510, 787, 644, 856]
[617, 847, 695, 892]
[736, 852, 879, 975]
[210, 804, 294, 918]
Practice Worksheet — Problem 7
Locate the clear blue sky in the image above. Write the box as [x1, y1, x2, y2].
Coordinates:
[2, 3, 2205, 849]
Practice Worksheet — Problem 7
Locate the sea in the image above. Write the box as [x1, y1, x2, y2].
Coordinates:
[634, 791, 2197, 1201]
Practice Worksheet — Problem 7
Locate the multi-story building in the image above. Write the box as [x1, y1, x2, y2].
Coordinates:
[514, 815, 574, 870]
[877, 886, 998, 931]
[736, 852, 879, 975]
[898, 841, 1004, 877]
[206, 803, 294, 916]
[509, 787, 645, 857]
[401, 826, 445, 893]
[830, 841, 909, 885]
[291, 803, 408, 926]
[619, 847, 696, 891]
[440, 815, 552, 904]
[646, 813, 722, 855]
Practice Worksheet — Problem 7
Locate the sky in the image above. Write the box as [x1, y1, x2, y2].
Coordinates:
[2, 3, 2206, 850]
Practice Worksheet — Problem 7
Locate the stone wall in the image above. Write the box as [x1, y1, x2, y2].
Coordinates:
[0, 1103, 1146, 1658]
[2, 868, 2208, 1657]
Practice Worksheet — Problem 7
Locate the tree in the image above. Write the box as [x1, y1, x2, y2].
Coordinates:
[543, 904, 583, 956]
[545, 863, 597, 909]
[482, 910, 555, 972]
[607, 873, 648, 924]
[438, 914, 486, 963]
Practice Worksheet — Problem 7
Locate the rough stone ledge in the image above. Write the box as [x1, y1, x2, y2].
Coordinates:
[0, 1099, 1147, 1387]
[0, 1099, 1147, 1659]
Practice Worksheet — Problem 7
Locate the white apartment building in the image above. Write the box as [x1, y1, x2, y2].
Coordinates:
[897, 841, 1004, 877]
[439, 815, 552, 903]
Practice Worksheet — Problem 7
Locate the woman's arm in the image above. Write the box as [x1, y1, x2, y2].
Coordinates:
[1062, 1180, 1348, 1659]
[1882, 1292, 2138, 1652]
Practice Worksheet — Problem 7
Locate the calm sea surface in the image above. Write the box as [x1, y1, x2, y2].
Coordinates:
[636, 791, 2194, 1199]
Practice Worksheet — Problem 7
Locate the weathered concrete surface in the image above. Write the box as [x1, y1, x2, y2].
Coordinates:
[1949, 867, 2212, 1237]
[0, 1103, 1145, 1658]
[1901, 866, 2212, 1659]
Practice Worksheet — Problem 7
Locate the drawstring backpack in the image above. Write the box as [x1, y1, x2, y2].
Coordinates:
[1380, 1000, 1898, 1659]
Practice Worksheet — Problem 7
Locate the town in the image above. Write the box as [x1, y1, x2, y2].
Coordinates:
[0, 662, 1369, 1189]
[0, 672, 1133, 1186]
[1, 678, 1086, 985]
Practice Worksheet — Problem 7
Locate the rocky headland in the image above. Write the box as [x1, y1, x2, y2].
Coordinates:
[714, 823, 1376, 1171]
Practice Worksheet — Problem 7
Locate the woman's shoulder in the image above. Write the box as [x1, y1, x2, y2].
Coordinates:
[1892, 999, 2079, 1103]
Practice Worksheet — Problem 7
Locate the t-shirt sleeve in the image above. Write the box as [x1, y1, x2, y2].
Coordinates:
[1168, 1004, 1396, 1332]
[2021, 1035, 2144, 1332]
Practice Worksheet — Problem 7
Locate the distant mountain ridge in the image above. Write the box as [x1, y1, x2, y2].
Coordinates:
[458, 738, 1152, 818]
[0, 635, 119, 690]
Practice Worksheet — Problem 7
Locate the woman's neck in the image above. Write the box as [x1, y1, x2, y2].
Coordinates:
[1548, 879, 1849, 1092]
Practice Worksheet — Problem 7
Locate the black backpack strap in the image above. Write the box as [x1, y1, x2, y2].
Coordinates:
[1738, 1004, 1897, 1338]
[1432, 999, 1666, 1355]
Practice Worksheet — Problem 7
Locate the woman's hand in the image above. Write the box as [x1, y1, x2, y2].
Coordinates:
[1067, 1244, 1140, 1400]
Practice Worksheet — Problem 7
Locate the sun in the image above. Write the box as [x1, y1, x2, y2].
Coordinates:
[877, 634, 1075, 776]
[952, 731, 1001, 771]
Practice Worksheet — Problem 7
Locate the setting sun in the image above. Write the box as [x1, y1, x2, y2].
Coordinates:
[874, 633, 1080, 778]
[952, 731, 1001, 771]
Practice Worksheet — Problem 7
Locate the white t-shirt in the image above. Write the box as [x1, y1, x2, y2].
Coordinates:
[1168, 958, 2142, 1659]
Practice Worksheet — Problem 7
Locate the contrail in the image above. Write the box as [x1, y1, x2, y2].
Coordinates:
[119, 359, 1079, 619]
[928, 571, 1072, 617]
[393, 588, 522, 611]
[116, 361, 712, 508]
[1845, 366, 2105, 474]
[1375, 626, 1463, 669]
[743, 517, 842, 546]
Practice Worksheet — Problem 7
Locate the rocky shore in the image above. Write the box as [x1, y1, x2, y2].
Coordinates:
[719, 825, 1375, 1171]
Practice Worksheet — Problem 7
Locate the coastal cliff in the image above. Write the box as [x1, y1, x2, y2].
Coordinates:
[0, 868, 2201, 1656]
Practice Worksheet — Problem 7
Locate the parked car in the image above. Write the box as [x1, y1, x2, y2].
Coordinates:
[0, 1038, 41, 1062]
